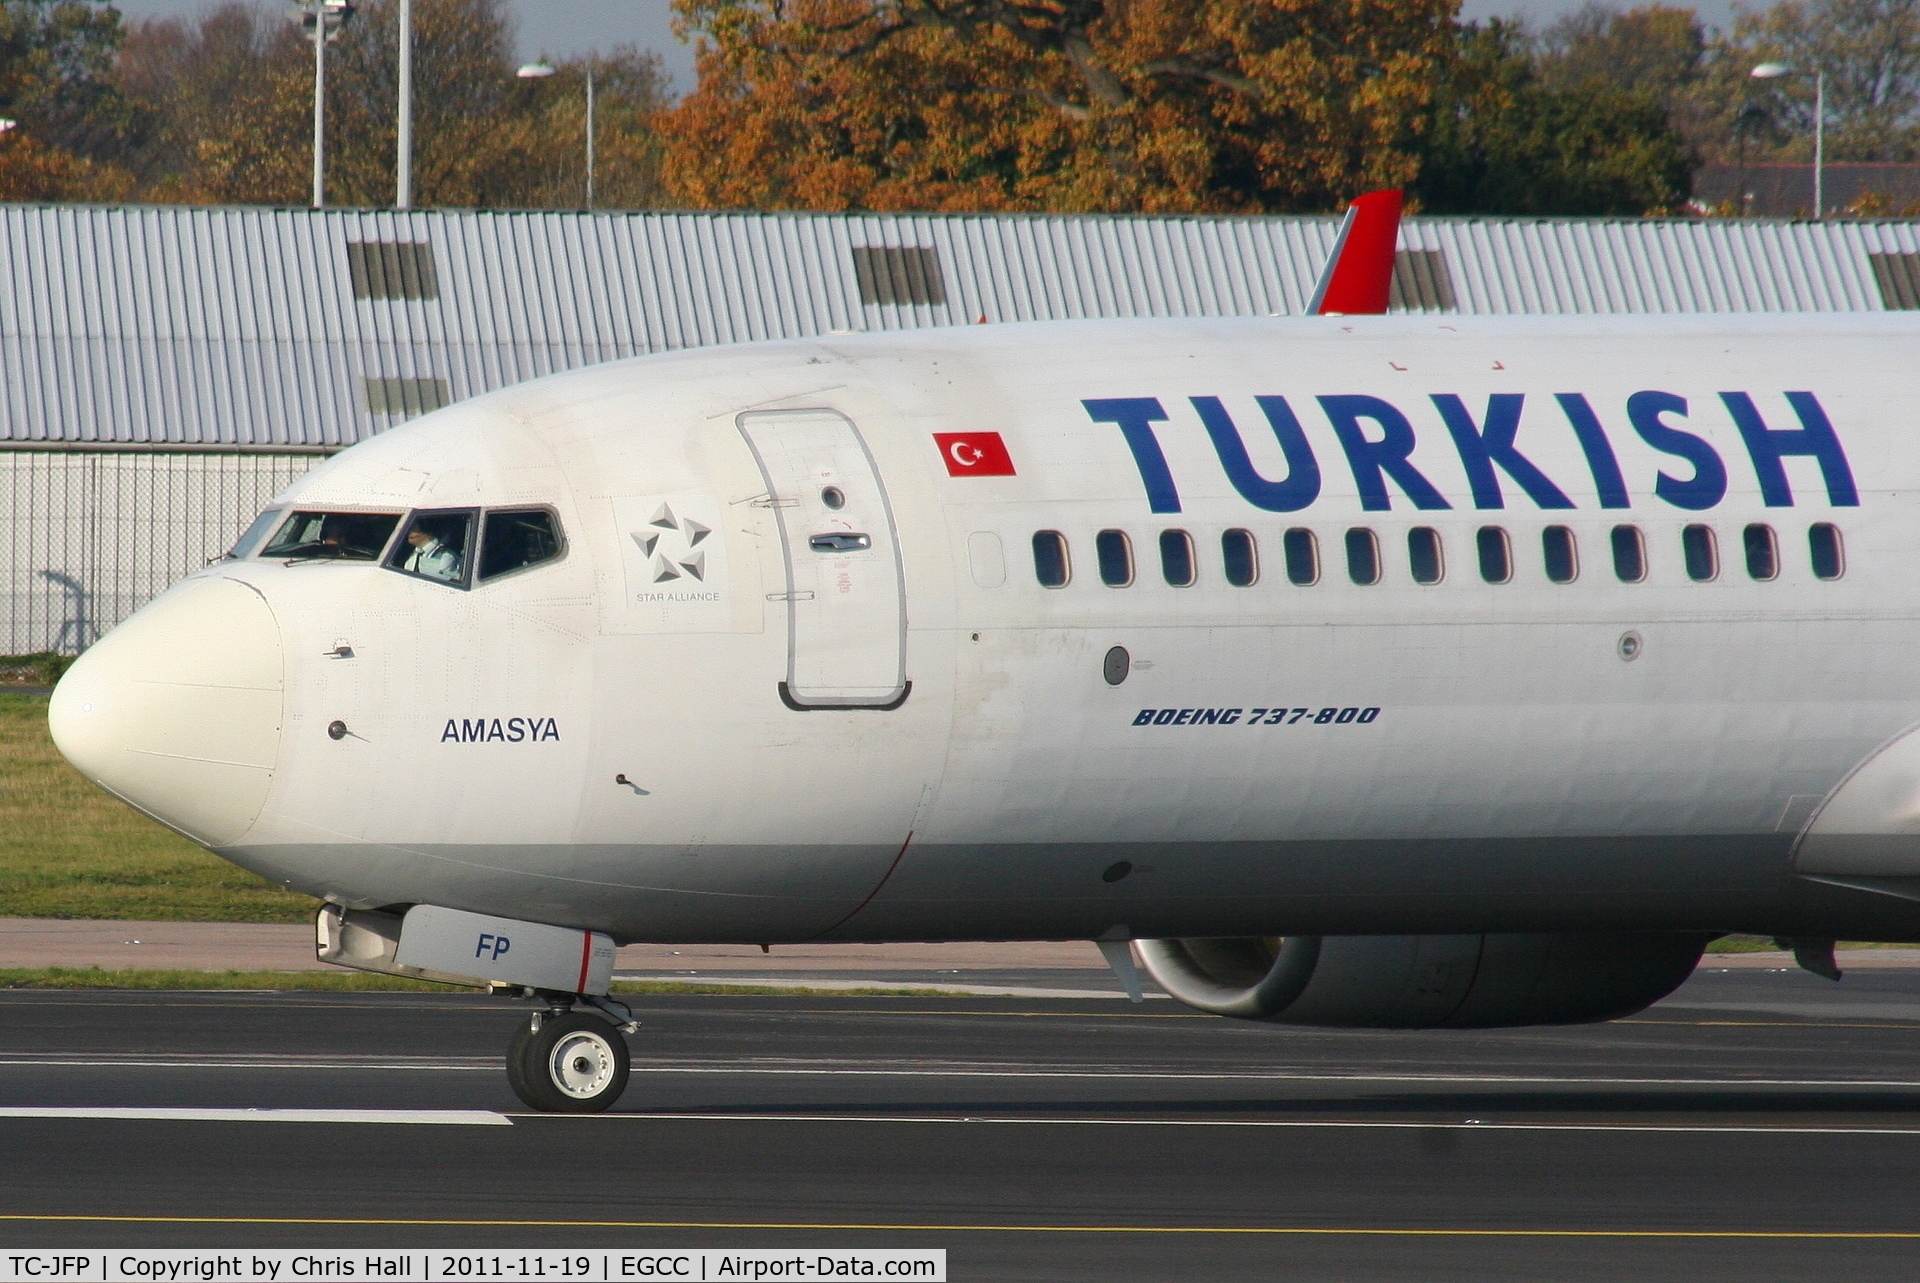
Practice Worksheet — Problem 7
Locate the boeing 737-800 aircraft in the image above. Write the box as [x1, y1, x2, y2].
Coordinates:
[46, 194, 1920, 1111]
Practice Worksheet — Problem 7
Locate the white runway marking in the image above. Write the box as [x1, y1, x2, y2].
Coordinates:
[0, 1056, 495, 1071]
[0, 1107, 510, 1124]
[574, 1112, 1920, 1137]
[624, 1064, 1920, 1089]
[0, 1103, 1908, 1136]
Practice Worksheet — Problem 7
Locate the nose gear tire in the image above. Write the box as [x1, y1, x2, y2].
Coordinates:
[506, 1012, 631, 1112]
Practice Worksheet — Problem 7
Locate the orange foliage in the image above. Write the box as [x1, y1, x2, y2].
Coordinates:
[0, 131, 132, 201]
[659, 0, 1456, 213]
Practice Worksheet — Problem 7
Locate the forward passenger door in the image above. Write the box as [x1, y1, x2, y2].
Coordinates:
[737, 409, 909, 708]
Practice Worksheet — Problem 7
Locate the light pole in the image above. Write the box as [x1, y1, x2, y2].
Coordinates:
[396, 0, 411, 208]
[517, 59, 596, 208]
[296, 0, 356, 208]
[1751, 61, 1825, 218]
[1732, 102, 1769, 216]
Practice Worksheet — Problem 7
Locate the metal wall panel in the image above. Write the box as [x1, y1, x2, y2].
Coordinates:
[7, 206, 1920, 450]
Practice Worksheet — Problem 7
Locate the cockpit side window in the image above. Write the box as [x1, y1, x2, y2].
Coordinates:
[260, 510, 401, 561]
[227, 507, 285, 559]
[387, 509, 476, 587]
[478, 508, 564, 582]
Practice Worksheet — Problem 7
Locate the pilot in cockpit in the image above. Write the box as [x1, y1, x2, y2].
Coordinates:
[314, 514, 385, 559]
[316, 516, 352, 556]
[401, 525, 463, 581]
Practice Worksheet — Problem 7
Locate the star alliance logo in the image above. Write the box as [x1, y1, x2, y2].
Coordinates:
[630, 503, 712, 583]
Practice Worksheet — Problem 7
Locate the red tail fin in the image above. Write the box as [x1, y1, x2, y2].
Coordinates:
[1307, 189, 1403, 316]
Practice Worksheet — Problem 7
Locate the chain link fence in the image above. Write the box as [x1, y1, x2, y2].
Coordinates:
[1, 449, 324, 654]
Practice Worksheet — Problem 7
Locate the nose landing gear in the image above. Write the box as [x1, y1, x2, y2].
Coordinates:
[505, 992, 638, 1113]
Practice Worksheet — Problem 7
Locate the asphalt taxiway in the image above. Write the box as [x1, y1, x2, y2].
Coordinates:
[5, 965, 1920, 1280]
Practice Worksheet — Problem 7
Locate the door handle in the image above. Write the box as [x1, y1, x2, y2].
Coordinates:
[809, 533, 871, 552]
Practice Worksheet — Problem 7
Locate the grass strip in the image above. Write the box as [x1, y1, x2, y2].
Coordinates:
[1704, 935, 1917, 953]
[0, 966, 963, 997]
[0, 692, 317, 922]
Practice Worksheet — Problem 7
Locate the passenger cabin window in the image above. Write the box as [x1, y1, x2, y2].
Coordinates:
[1476, 526, 1512, 584]
[1345, 528, 1381, 585]
[1611, 525, 1647, 583]
[479, 509, 563, 582]
[1407, 527, 1443, 584]
[1542, 526, 1578, 584]
[388, 509, 475, 587]
[1097, 529, 1134, 587]
[1682, 524, 1718, 582]
[227, 507, 285, 559]
[1809, 523, 1845, 580]
[1221, 529, 1258, 587]
[1743, 523, 1779, 581]
[1032, 531, 1070, 587]
[1160, 529, 1196, 587]
[261, 510, 400, 561]
[1283, 528, 1319, 586]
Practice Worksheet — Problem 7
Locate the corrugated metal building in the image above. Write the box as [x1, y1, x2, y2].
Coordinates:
[8, 203, 1920, 652]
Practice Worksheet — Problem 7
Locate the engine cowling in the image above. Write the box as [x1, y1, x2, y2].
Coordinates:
[1134, 933, 1710, 1028]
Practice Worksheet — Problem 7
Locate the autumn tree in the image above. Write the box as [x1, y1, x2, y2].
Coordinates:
[1536, 2, 1705, 104]
[1702, 0, 1920, 162]
[1404, 6, 1708, 215]
[1, 0, 130, 148]
[1414, 19, 1691, 214]
[658, 0, 1458, 213]
[111, 3, 284, 198]
[112, 0, 667, 207]
[494, 58, 666, 209]
[0, 0, 139, 195]
[0, 126, 130, 198]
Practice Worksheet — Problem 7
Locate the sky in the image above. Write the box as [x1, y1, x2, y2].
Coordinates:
[108, 0, 1749, 100]
[1462, 0, 1742, 34]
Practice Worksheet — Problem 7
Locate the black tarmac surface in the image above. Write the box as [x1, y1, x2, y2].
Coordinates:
[4, 964, 1920, 1279]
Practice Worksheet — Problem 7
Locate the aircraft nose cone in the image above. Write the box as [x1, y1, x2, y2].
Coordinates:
[49, 577, 284, 848]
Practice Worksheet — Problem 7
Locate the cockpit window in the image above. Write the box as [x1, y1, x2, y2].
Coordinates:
[387, 509, 475, 586]
[226, 507, 285, 560]
[478, 509, 564, 582]
[260, 510, 401, 561]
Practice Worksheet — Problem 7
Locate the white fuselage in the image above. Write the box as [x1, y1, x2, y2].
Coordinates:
[47, 313, 1920, 944]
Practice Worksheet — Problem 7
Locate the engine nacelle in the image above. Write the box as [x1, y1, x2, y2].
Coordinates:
[1134, 933, 1711, 1028]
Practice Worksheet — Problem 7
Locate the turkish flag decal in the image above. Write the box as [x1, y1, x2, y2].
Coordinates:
[934, 432, 1017, 477]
